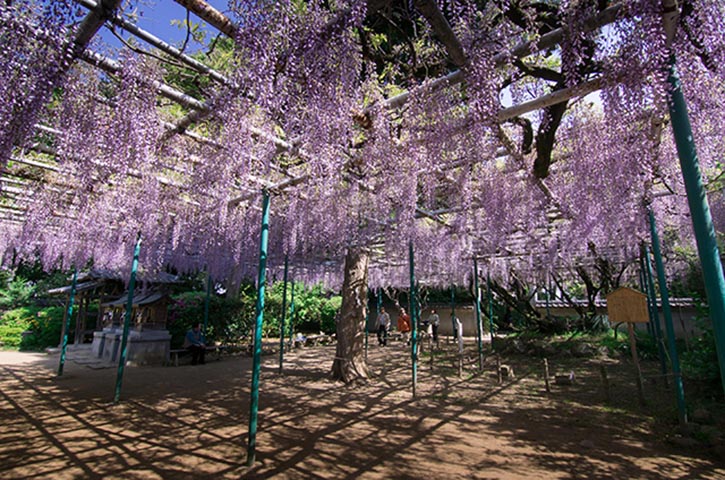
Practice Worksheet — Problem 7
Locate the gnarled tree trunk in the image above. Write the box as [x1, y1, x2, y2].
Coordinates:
[331, 247, 369, 383]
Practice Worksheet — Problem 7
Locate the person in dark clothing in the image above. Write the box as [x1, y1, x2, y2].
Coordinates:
[376, 309, 391, 346]
[184, 323, 206, 365]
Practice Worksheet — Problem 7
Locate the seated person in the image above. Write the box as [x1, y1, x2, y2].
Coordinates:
[184, 322, 206, 365]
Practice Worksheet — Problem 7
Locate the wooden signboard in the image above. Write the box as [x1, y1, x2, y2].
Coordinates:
[606, 287, 649, 324]
[606, 287, 649, 405]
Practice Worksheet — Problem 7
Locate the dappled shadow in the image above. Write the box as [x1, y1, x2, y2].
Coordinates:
[0, 343, 723, 479]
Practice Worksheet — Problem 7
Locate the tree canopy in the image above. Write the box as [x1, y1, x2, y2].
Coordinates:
[0, 0, 723, 293]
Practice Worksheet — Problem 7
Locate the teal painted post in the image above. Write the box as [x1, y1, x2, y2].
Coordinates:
[666, 55, 725, 396]
[450, 285, 456, 343]
[649, 210, 687, 424]
[247, 191, 271, 466]
[487, 273, 495, 351]
[473, 259, 483, 371]
[113, 232, 142, 404]
[364, 289, 369, 360]
[545, 278, 551, 321]
[203, 273, 211, 338]
[409, 241, 418, 398]
[288, 280, 295, 349]
[642, 243, 669, 384]
[57, 268, 78, 376]
[377, 289, 382, 317]
[294, 288, 299, 337]
[373, 289, 381, 353]
[638, 266, 653, 337]
[279, 255, 288, 374]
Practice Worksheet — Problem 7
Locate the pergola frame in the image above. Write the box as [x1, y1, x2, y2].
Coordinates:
[2, 0, 724, 459]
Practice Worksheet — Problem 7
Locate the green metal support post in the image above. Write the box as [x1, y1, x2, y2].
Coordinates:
[642, 244, 668, 384]
[203, 273, 211, 338]
[409, 241, 418, 398]
[665, 53, 725, 397]
[278, 255, 288, 374]
[57, 267, 78, 377]
[487, 273, 494, 351]
[638, 267, 653, 337]
[113, 232, 142, 404]
[545, 277, 552, 322]
[649, 210, 687, 424]
[364, 289, 370, 360]
[450, 285, 456, 343]
[247, 190, 271, 466]
[473, 259, 483, 371]
[640, 242, 667, 372]
[377, 288, 382, 318]
[288, 279, 295, 349]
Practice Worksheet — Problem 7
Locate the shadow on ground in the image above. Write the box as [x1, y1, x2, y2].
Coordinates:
[0, 343, 722, 479]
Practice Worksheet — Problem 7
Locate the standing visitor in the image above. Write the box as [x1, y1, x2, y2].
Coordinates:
[454, 316, 463, 354]
[428, 309, 440, 346]
[376, 309, 391, 346]
[398, 308, 411, 345]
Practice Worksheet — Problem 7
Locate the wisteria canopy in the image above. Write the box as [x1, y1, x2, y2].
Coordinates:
[0, 0, 724, 291]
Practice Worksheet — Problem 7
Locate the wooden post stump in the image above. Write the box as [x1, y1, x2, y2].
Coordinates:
[600, 364, 611, 402]
[627, 322, 646, 406]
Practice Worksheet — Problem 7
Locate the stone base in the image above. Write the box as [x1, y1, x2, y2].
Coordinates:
[91, 328, 171, 365]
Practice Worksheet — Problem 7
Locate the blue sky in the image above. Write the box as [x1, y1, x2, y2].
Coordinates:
[98, 0, 230, 53]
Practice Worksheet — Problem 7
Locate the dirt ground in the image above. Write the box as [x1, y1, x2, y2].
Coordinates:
[1, 337, 724, 480]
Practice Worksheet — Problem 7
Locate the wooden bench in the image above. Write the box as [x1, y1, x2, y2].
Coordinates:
[168, 345, 226, 366]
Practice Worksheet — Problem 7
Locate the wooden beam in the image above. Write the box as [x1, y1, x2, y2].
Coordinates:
[80, 50, 207, 110]
[76, 0, 230, 86]
[72, 0, 123, 54]
[173, 0, 237, 39]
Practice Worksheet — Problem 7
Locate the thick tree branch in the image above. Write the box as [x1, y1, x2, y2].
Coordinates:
[513, 59, 564, 83]
[414, 0, 467, 68]
[533, 94, 568, 179]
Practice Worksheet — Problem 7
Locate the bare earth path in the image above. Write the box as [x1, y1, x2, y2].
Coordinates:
[0, 341, 723, 479]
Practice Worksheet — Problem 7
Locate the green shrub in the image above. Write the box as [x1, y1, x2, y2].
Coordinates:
[597, 328, 629, 355]
[0, 306, 64, 350]
[0, 306, 39, 347]
[21, 307, 65, 351]
[681, 320, 719, 388]
[167, 292, 253, 348]
[0, 322, 27, 348]
[265, 282, 341, 335]
[0, 275, 36, 309]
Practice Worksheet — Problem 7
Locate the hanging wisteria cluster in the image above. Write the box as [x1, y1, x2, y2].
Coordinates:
[0, 0, 723, 292]
[0, 0, 77, 166]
